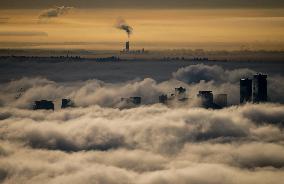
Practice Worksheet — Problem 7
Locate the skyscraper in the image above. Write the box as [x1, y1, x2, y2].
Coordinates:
[240, 78, 252, 103]
[197, 91, 213, 108]
[253, 74, 267, 103]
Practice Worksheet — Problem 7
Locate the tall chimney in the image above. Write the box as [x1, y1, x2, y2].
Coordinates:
[126, 41, 130, 52]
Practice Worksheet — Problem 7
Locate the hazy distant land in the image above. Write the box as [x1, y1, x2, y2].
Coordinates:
[1, 49, 284, 61]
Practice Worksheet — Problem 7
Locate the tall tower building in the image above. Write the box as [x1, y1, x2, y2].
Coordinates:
[253, 74, 267, 103]
[240, 78, 252, 103]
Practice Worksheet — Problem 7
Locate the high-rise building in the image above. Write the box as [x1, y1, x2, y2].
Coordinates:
[253, 74, 267, 103]
[33, 100, 54, 110]
[121, 97, 141, 105]
[130, 97, 141, 105]
[240, 78, 252, 103]
[214, 94, 227, 108]
[197, 91, 213, 108]
[61, 99, 74, 109]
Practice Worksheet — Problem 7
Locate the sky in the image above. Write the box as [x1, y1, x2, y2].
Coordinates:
[1, 0, 284, 9]
[0, 1, 284, 50]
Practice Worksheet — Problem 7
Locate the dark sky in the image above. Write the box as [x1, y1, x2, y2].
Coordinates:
[1, 0, 284, 9]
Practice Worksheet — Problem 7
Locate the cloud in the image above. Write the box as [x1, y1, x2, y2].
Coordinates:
[172, 64, 255, 84]
[172, 64, 284, 104]
[0, 103, 283, 153]
[1, 64, 283, 109]
[179, 142, 284, 169]
[0, 31, 48, 37]
[0, 64, 284, 183]
[0, 103, 284, 183]
[2, 142, 284, 184]
[39, 6, 73, 19]
[138, 163, 284, 184]
[240, 104, 284, 126]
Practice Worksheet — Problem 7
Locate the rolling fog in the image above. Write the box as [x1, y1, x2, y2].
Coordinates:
[0, 62, 284, 184]
[0, 59, 284, 83]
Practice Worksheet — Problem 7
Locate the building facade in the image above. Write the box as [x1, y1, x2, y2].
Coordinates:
[240, 78, 252, 103]
[253, 74, 267, 103]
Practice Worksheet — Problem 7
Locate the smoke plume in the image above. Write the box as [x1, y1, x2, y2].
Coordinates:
[115, 18, 133, 38]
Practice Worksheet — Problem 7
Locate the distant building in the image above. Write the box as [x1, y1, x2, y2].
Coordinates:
[197, 91, 214, 108]
[175, 87, 186, 94]
[214, 94, 227, 108]
[159, 95, 168, 104]
[94, 56, 120, 62]
[160, 87, 189, 105]
[130, 97, 141, 105]
[253, 74, 267, 103]
[33, 100, 54, 110]
[61, 99, 74, 109]
[175, 87, 187, 100]
[240, 78, 252, 103]
[121, 97, 142, 106]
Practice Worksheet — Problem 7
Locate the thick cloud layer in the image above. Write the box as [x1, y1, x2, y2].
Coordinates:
[0, 64, 284, 183]
[0, 103, 284, 183]
[0, 64, 283, 108]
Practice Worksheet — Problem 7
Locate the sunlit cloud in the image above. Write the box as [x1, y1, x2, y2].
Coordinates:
[38, 6, 74, 23]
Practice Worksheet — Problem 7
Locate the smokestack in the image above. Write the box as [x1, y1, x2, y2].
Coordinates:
[126, 41, 130, 52]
